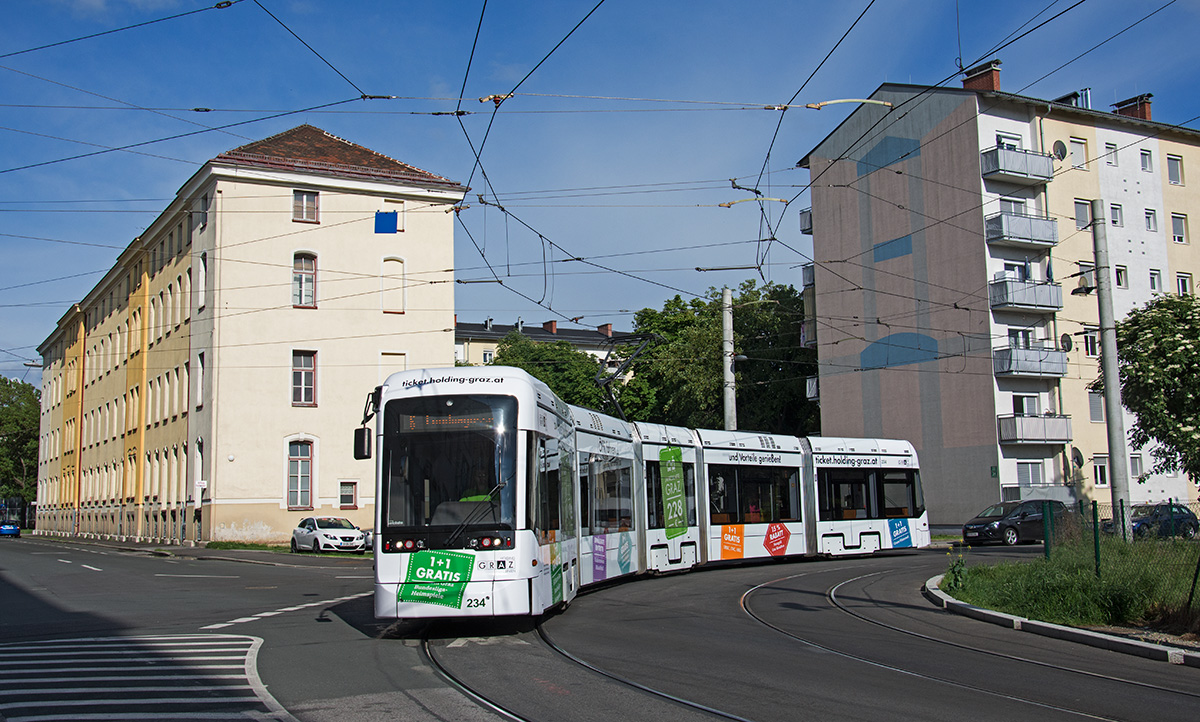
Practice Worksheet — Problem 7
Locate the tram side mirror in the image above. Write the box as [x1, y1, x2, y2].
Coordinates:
[354, 427, 372, 460]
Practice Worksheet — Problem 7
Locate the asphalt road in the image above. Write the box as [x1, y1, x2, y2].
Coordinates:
[1, 537, 1196, 722]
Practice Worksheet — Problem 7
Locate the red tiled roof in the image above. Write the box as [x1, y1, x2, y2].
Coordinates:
[214, 124, 462, 189]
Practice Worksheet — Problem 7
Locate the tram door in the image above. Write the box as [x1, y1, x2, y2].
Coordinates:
[529, 415, 578, 614]
[642, 441, 701, 573]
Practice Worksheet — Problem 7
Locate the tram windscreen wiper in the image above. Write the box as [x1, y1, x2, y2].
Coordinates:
[444, 480, 505, 547]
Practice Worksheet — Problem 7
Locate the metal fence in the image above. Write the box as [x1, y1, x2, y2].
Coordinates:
[1044, 499, 1200, 629]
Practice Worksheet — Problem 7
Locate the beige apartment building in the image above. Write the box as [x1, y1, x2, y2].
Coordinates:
[799, 61, 1200, 526]
[36, 125, 465, 543]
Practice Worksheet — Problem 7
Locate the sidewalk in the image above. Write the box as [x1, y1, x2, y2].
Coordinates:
[29, 532, 373, 568]
[923, 573, 1200, 668]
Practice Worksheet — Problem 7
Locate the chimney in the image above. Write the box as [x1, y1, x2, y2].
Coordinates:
[543, 320, 557, 334]
[962, 59, 1002, 92]
[1112, 94, 1152, 121]
[597, 323, 613, 337]
[484, 317, 492, 330]
[516, 316, 523, 332]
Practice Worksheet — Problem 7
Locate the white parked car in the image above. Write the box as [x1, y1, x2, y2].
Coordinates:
[291, 517, 367, 554]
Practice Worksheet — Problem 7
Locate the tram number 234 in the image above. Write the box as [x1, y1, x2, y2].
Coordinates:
[465, 596, 490, 609]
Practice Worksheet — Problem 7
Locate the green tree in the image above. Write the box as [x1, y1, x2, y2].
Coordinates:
[490, 331, 609, 409]
[0, 376, 40, 503]
[1111, 293, 1200, 484]
[627, 280, 818, 435]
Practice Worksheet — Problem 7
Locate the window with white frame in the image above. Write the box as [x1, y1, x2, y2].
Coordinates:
[1013, 394, 1039, 416]
[1105, 142, 1118, 166]
[1178, 272, 1194, 296]
[1075, 199, 1091, 230]
[1079, 261, 1096, 287]
[292, 253, 316, 307]
[482, 349, 494, 364]
[1093, 454, 1109, 487]
[197, 252, 207, 310]
[996, 132, 1021, 150]
[1070, 138, 1087, 169]
[1167, 154, 1184, 185]
[1008, 328, 1033, 349]
[292, 351, 316, 406]
[999, 197, 1026, 215]
[196, 352, 205, 409]
[1150, 269, 1162, 291]
[1115, 265, 1128, 288]
[288, 441, 313, 508]
[1088, 390, 1105, 422]
[339, 481, 357, 509]
[1129, 454, 1143, 480]
[1171, 213, 1188, 244]
[1082, 327, 1100, 357]
[1110, 203, 1123, 227]
[293, 190, 319, 223]
[1017, 461, 1044, 488]
[1145, 209, 1158, 232]
[1140, 149, 1153, 172]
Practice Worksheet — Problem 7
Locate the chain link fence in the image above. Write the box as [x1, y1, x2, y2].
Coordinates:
[1044, 499, 1200, 633]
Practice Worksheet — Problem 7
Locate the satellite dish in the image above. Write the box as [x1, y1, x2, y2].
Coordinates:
[1071, 447, 1085, 468]
[1060, 333, 1072, 352]
[1052, 140, 1068, 161]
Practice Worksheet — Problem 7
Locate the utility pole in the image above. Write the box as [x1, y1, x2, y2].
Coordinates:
[1090, 198, 1132, 537]
[722, 287, 737, 430]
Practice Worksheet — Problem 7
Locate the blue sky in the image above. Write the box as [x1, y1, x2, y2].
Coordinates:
[3, 0, 1199, 380]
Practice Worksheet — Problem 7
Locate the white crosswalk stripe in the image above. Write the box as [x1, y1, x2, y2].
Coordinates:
[0, 634, 296, 722]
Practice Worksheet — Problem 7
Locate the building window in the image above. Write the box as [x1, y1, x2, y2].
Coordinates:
[454, 342, 465, 363]
[196, 352, 205, 409]
[292, 351, 316, 406]
[1070, 138, 1087, 169]
[1150, 269, 1162, 291]
[996, 133, 1021, 150]
[292, 253, 316, 307]
[1167, 154, 1184, 185]
[1178, 273, 1194, 296]
[1088, 390, 1105, 422]
[1017, 461, 1043, 488]
[482, 349, 494, 364]
[1104, 142, 1118, 166]
[293, 191, 319, 223]
[1110, 203, 1123, 227]
[1171, 213, 1188, 244]
[1013, 394, 1039, 416]
[1145, 209, 1158, 232]
[1093, 454, 1109, 487]
[1115, 265, 1128, 288]
[999, 197, 1025, 215]
[1129, 454, 1143, 480]
[288, 441, 312, 509]
[1074, 200, 1091, 230]
[381, 258, 405, 314]
[339, 481, 357, 509]
[1079, 261, 1096, 287]
[1140, 149, 1153, 172]
[1082, 327, 1100, 357]
[198, 193, 209, 228]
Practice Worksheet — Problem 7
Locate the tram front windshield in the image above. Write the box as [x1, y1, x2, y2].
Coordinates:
[382, 394, 517, 531]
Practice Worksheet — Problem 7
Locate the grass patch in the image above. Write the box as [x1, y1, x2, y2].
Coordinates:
[946, 536, 1200, 633]
[203, 541, 289, 551]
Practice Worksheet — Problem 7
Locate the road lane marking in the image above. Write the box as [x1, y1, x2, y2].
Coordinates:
[155, 574, 239, 578]
[81, 564, 102, 571]
[199, 591, 371, 630]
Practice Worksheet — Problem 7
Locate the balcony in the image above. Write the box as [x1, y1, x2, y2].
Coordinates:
[989, 278, 1063, 313]
[993, 343, 1068, 378]
[799, 207, 813, 235]
[984, 210, 1059, 250]
[997, 414, 1072, 445]
[980, 146, 1054, 185]
[800, 317, 817, 348]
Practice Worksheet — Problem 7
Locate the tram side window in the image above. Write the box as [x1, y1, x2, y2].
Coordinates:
[818, 469, 872, 521]
[645, 460, 697, 529]
[709, 464, 798, 524]
[579, 452, 591, 537]
[530, 436, 561, 542]
[882, 471, 924, 518]
[590, 453, 632, 533]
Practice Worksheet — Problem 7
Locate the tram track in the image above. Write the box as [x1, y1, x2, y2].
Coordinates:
[420, 620, 752, 722]
[739, 567, 1198, 722]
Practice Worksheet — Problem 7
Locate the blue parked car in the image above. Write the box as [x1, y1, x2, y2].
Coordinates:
[0, 520, 20, 538]
[1128, 503, 1197, 539]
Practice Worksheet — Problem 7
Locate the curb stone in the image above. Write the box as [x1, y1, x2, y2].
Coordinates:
[923, 574, 1200, 668]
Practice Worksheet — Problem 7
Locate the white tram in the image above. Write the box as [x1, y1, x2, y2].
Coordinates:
[354, 367, 929, 620]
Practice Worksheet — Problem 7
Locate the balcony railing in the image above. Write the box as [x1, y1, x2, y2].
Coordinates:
[984, 210, 1059, 250]
[997, 414, 1072, 445]
[993, 344, 1068, 377]
[989, 278, 1063, 312]
[799, 207, 813, 235]
[980, 146, 1054, 185]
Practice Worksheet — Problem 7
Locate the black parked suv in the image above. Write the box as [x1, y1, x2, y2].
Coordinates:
[962, 500, 1069, 546]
